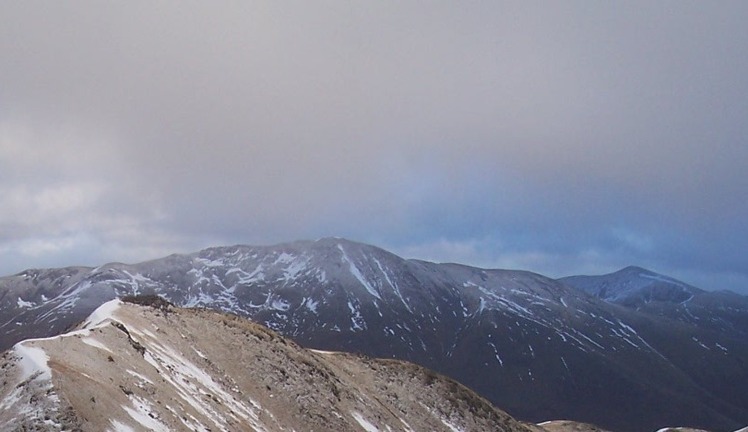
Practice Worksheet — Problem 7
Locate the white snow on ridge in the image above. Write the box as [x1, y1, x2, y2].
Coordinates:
[6, 298, 123, 402]
[14, 343, 52, 382]
[83, 299, 123, 329]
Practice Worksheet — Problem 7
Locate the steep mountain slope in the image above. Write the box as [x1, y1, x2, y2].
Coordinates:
[0, 298, 534, 432]
[2, 238, 748, 431]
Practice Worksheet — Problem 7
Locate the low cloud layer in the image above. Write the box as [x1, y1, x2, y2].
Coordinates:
[1, 2, 747, 293]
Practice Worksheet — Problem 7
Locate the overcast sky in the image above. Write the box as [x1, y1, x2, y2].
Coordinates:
[1, 2, 747, 293]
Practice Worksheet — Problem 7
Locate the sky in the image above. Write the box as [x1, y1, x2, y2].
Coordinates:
[1, 2, 747, 293]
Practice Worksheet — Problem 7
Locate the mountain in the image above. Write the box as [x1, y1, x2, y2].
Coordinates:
[0, 297, 535, 431]
[560, 266, 702, 307]
[2, 238, 748, 431]
[559, 266, 748, 337]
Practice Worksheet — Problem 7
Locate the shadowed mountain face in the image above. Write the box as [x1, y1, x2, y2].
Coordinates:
[2, 238, 748, 432]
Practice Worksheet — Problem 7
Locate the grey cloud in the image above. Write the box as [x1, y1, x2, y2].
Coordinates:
[1, 2, 747, 293]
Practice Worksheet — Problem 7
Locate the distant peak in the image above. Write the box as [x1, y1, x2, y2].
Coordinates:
[315, 236, 344, 242]
[315, 237, 358, 246]
[619, 265, 649, 273]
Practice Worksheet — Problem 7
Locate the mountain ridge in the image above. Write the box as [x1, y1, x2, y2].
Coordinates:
[0, 298, 536, 431]
[2, 238, 748, 432]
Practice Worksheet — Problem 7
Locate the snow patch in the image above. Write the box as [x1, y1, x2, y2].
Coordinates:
[139, 337, 269, 431]
[122, 394, 170, 432]
[282, 256, 309, 281]
[109, 420, 136, 432]
[126, 370, 154, 385]
[398, 417, 416, 432]
[192, 347, 208, 359]
[83, 299, 123, 329]
[487, 342, 504, 366]
[348, 300, 367, 331]
[270, 298, 291, 311]
[304, 297, 319, 313]
[14, 343, 52, 382]
[17, 297, 34, 308]
[373, 257, 412, 312]
[351, 412, 379, 432]
[438, 415, 464, 432]
[338, 244, 381, 299]
[420, 402, 465, 432]
[692, 337, 710, 350]
[82, 337, 113, 353]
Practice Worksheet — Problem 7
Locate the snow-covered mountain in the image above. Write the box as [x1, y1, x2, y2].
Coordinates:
[560, 266, 701, 306]
[2, 238, 748, 431]
[560, 266, 748, 336]
[0, 297, 536, 431]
